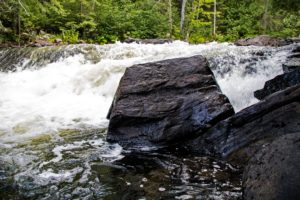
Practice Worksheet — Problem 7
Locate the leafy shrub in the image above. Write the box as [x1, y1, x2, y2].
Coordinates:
[61, 29, 79, 44]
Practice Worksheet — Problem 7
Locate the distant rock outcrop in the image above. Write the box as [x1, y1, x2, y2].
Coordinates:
[106, 56, 234, 148]
[123, 38, 172, 44]
[235, 35, 292, 47]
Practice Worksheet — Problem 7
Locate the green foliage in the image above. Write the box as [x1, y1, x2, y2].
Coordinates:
[61, 29, 79, 44]
[268, 10, 300, 38]
[184, 0, 216, 42]
[0, 0, 299, 45]
[219, 1, 264, 41]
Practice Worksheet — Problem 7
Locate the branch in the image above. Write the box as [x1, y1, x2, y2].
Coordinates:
[18, 0, 30, 15]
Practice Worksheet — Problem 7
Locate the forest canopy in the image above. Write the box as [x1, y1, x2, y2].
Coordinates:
[0, 0, 299, 45]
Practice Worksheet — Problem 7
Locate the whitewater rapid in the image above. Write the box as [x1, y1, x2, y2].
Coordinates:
[0, 41, 294, 199]
[0, 41, 290, 144]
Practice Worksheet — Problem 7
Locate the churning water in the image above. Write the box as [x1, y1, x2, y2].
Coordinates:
[0, 41, 293, 199]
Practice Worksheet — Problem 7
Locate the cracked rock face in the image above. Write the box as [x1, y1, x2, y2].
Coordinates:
[106, 55, 234, 148]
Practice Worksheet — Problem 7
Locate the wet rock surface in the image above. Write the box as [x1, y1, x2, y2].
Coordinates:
[254, 44, 300, 100]
[184, 84, 300, 163]
[283, 44, 300, 73]
[123, 38, 172, 44]
[254, 68, 300, 100]
[0, 45, 102, 72]
[235, 35, 293, 47]
[243, 133, 300, 200]
[107, 55, 234, 148]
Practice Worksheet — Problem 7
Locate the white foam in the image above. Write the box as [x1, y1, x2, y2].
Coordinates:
[0, 41, 290, 144]
[40, 138, 106, 168]
[37, 167, 84, 185]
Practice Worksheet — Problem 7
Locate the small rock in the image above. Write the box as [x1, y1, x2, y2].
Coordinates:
[55, 38, 62, 43]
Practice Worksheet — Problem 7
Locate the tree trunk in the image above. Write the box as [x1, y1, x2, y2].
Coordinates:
[262, 0, 270, 33]
[213, 0, 216, 37]
[180, 0, 187, 35]
[18, 7, 21, 47]
[168, 0, 173, 38]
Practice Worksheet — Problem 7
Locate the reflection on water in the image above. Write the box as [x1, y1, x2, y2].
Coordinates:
[0, 129, 242, 200]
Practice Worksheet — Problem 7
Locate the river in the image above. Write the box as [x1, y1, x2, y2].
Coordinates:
[0, 41, 292, 199]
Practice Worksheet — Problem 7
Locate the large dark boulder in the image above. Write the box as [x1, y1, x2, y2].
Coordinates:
[235, 35, 292, 47]
[254, 68, 300, 100]
[243, 133, 300, 200]
[184, 84, 300, 162]
[106, 56, 234, 148]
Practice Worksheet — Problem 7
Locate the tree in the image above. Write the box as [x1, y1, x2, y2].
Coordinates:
[185, 0, 216, 42]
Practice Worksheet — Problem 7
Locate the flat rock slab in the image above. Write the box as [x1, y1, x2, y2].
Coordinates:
[107, 55, 234, 148]
[243, 133, 300, 200]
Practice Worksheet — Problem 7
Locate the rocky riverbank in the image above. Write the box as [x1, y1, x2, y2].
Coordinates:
[107, 41, 300, 199]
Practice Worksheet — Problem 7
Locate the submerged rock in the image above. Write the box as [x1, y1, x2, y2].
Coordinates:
[107, 56, 234, 148]
[243, 133, 300, 200]
[184, 84, 300, 162]
[234, 35, 292, 47]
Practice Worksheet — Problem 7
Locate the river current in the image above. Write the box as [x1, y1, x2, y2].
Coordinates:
[0, 41, 293, 199]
